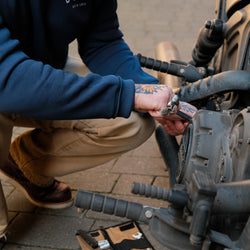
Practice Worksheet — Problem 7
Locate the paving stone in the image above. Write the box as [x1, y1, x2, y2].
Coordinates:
[2, 245, 59, 250]
[58, 161, 119, 193]
[6, 189, 36, 213]
[80, 159, 116, 173]
[1, 183, 15, 199]
[112, 155, 168, 176]
[153, 176, 170, 189]
[6, 213, 93, 249]
[112, 174, 153, 195]
[35, 203, 80, 218]
[7, 212, 18, 225]
[117, 0, 214, 63]
[132, 134, 162, 158]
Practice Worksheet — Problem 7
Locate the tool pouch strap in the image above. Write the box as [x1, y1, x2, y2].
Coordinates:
[113, 238, 152, 250]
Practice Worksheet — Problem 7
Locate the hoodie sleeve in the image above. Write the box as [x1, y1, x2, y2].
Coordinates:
[78, 0, 158, 85]
[0, 15, 135, 120]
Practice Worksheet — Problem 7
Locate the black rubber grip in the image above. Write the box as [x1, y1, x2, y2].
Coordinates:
[137, 53, 204, 82]
[132, 183, 188, 207]
[137, 53, 179, 75]
[132, 182, 170, 200]
[75, 189, 143, 221]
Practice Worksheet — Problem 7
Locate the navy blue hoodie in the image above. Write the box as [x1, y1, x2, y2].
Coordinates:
[0, 0, 158, 120]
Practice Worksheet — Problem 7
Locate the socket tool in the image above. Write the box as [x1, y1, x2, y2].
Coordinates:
[158, 95, 179, 116]
[158, 95, 192, 121]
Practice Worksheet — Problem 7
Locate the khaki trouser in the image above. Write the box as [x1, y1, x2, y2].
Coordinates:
[0, 57, 155, 236]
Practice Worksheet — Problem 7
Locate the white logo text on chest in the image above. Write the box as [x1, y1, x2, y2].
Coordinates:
[65, 0, 87, 8]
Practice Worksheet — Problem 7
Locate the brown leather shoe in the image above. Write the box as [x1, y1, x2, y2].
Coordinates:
[0, 155, 73, 209]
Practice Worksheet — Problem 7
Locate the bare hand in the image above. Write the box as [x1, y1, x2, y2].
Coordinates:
[133, 84, 197, 136]
[149, 101, 197, 135]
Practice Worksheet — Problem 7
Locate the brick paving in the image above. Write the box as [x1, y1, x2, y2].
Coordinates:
[1, 1, 214, 249]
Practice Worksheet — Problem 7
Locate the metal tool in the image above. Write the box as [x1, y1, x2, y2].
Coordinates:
[158, 94, 180, 116]
[158, 94, 192, 121]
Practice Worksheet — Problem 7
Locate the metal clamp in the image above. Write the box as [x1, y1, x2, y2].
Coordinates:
[132, 232, 143, 239]
[98, 240, 110, 249]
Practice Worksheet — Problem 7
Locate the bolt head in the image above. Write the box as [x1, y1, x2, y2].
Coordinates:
[180, 68, 185, 74]
[145, 210, 153, 219]
[205, 20, 212, 29]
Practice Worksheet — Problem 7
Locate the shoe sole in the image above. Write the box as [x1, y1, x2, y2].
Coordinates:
[0, 170, 74, 209]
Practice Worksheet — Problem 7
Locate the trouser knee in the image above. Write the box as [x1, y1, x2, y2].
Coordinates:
[123, 113, 155, 150]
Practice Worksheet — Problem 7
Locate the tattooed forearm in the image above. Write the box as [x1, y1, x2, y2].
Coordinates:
[135, 84, 167, 94]
[180, 101, 196, 114]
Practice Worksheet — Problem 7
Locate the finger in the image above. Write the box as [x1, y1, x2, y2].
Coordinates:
[164, 120, 179, 135]
[164, 124, 178, 136]
[174, 120, 186, 133]
[149, 110, 179, 120]
[164, 120, 187, 136]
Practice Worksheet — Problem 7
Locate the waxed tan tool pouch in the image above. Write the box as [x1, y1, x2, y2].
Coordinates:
[77, 221, 154, 250]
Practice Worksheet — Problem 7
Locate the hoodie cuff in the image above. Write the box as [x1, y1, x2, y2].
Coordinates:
[116, 78, 135, 118]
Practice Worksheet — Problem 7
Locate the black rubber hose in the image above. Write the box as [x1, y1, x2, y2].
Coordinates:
[155, 125, 179, 188]
[175, 70, 250, 102]
[74, 189, 143, 221]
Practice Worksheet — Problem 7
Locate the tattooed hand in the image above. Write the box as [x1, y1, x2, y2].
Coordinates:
[134, 84, 174, 113]
[150, 101, 197, 135]
[133, 84, 197, 136]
